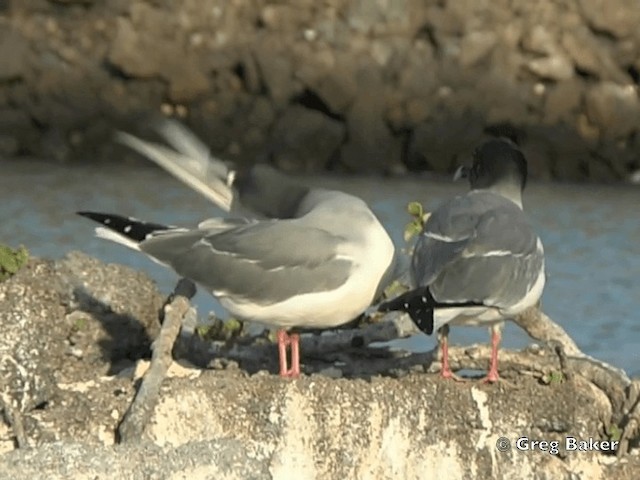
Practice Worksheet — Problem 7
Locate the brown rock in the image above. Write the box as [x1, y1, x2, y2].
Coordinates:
[296, 52, 359, 115]
[270, 106, 345, 172]
[238, 52, 262, 94]
[405, 97, 432, 125]
[107, 19, 209, 102]
[524, 124, 592, 180]
[0, 108, 31, 132]
[48, 0, 96, 4]
[595, 141, 637, 178]
[259, 4, 306, 31]
[0, 27, 29, 80]
[576, 113, 601, 143]
[407, 114, 485, 172]
[587, 156, 619, 181]
[527, 54, 574, 81]
[0, 135, 18, 156]
[424, 5, 464, 37]
[167, 69, 210, 103]
[543, 81, 584, 124]
[1, 0, 640, 181]
[394, 40, 436, 95]
[458, 31, 498, 67]
[253, 39, 298, 108]
[310, 72, 358, 115]
[521, 25, 558, 55]
[346, 0, 412, 34]
[247, 96, 276, 128]
[339, 68, 400, 172]
[578, 0, 640, 38]
[585, 82, 640, 138]
[474, 75, 533, 125]
[561, 27, 628, 82]
[107, 19, 162, 79]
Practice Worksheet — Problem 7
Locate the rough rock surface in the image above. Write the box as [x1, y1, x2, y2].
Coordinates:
[0, 1, 639, 181]
[0, 253, 162, 450]
[1, 254, 640, 479]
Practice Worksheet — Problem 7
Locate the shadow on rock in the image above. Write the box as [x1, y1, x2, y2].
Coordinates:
[57, 251, 164, 375]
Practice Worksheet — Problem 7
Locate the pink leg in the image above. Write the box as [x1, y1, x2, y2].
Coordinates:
[276, 330, 301, 379]
[438, 326, 465, 381]
[277, 330, 290, 377]
[482, 327, 501, 383]
[440, 330, 454, 379]
[289, 333, 300, 378]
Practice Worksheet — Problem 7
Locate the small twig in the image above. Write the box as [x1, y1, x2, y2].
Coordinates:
[551, 342, 571, 381]
[159, 278, 197, 325]
[0, 393, 28, 448]
[118, 280, 195, 443]
[617, 411, 639, 457]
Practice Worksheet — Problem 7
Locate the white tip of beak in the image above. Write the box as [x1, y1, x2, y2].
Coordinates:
[453, 165, 468, 182]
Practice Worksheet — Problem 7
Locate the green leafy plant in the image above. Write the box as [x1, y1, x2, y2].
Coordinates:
[74, 316, 88, 331]
[376, 201, 432, 307]
[404, 202, 424, 242]
[606, 423, 622, 443]
[541, 370, 565, 385]
[196, 317, 244, 341]
[0, 244, 29, 281]
[404, 201, 431, 242]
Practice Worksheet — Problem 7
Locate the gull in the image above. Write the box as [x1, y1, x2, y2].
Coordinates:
[379, 138, 545, 382]
[78, 120, 397, 378]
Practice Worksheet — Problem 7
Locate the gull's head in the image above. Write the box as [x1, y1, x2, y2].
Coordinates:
[467, 138, 528, 192]
[453, 138, 527, 208]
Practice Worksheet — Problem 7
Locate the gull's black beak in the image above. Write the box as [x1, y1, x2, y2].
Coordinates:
[453, 165, 469, 181]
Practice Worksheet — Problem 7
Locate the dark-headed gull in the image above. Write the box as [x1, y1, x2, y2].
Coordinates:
[78, 121, 397, 378]
[379, 138, 545, 382]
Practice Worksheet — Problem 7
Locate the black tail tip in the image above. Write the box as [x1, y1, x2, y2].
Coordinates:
[76, 211, 105, 222]
[378, 296, 406, 313]
[378, 291, 435, 336]
[377, 300, 393, 313]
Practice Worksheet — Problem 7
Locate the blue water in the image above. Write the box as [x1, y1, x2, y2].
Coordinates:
[2, 160, 639, 376]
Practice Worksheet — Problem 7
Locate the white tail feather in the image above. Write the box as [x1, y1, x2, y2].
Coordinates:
[156, 120, 228, 178]
[116, 123, 235, 211]
[94, 227, 141, 251]
[94, 227, 171, 267]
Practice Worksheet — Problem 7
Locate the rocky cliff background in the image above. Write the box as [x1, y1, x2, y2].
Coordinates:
[1, 0, 640, 180]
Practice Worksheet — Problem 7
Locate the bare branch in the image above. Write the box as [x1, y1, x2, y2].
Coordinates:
[513, 306, 581, 356]
[118, 280, 194, 443]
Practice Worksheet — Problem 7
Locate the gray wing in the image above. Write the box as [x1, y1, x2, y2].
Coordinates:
[411, 194, 487, 287]
[413, 192, 544, 308]
[139, 220, 353, 304]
